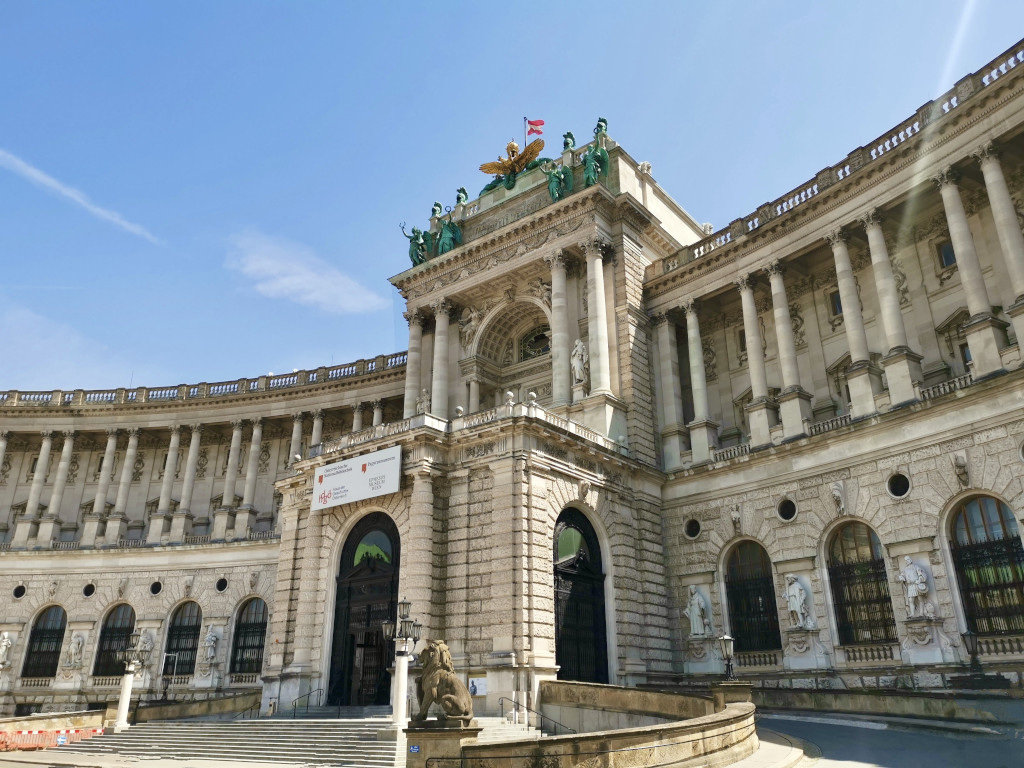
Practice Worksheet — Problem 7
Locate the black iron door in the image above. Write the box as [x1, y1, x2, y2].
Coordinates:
[554, 553, 608, 684]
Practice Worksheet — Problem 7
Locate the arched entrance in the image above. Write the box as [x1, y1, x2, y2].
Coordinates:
[553, 507, 608, 684]
[724, 541, 782, 652]
[327, 512, 400, 706]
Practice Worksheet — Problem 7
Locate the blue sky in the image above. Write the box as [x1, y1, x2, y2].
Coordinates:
[2, 1, 1023, 390]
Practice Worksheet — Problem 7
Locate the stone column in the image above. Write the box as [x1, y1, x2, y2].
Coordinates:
[352, 403, 364, 433]
[860, 209, 922, 405]
[11, 431, 51, 546]
[82, 429, 118, 547]
[974, 143, 1024, 346]
[285, 507, 322, 680]
[213, 420, 243, 541]
[288, 413, 304, 466]
[371, 400, 384, 427]
[584, 239, 612, 396]
[403, 311, 424, 419]
[107, 428, 140, 543]
[737, 275, 777, 446]
[430, 299, 452, 419]
[235, 418, 262, 538]
[826, 229, 880, 417]
[468, 378, 480, 413]
[0, 431, 7, 486]
[147, 426, 181, 544]
[310, 410, 324, 447]
[767, 260, 813, 437]
[36, 431, 75, 544]
[653, 313, 685, 470]
[404, 470, 436, 642]
[545, 250, 571, 406]
[170, 425, 202, 542]
[935, 167, 1007, 377]
[683, 299, 718, 464]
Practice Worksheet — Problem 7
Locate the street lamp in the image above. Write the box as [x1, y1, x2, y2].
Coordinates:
[718, 634, 736, 681]
[113, 631, 152, 732]
[384, 597, 421, 727]
[961, 630, 983, 675]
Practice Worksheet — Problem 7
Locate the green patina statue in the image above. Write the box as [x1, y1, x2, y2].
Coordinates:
[541, 161, 574, 202]
[594, 117, 608, 143]
[431, 201, 443, 218]
[436, 215, 463, 255]
[582, 120, 611, 188]
[455, 187, 468, 206]
[400, 223, 429, 266]
[563, 131, 576, 151]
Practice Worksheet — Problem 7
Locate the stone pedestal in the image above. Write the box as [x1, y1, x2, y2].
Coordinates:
[963, 314, 1009, 378]
[687, 418, 719, 465]
[571, 383, 587, 405]
[80, 515, 102, 547]
[709, 681, 753, 712]
[881, 347, 923, 407]
[782, 628, 830, 671]
[745, 398, 779, 448]
[778, 388, 813, 440]
[404, 722, 481, 768]
[211, 508, 233, 541]
[104, 515, 127, 544]
[846, 361, 883, 418]
[581, 392, 625, 438]
[168, 511, 193, 543]
[34, 515, 60, 545]
[683, 636, 721, 675]
[1007, 299, 1024, 357]
[900, 618, 957, 665]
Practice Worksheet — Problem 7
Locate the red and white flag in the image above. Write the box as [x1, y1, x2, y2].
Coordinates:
[525, 118, 544, 136]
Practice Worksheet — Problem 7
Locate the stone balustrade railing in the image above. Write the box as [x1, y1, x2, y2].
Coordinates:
[920, 372, 974, 400]
[0, 352, 408, 410]
[662, 40, 1024, 275]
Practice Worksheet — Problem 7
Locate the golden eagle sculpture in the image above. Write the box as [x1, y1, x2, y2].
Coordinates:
[479, 139, 546, 193]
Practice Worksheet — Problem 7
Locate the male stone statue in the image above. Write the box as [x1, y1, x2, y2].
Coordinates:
[0, 632, 11, 668]
[683, 585, 710, 637]
[203, 627, 218, 662]
[898, 556, 929, 618]
[784, 574, 811, 629]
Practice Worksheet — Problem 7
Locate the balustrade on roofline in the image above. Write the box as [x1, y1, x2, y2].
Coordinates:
[0, 352, 408, 409]
[664, 40, 1024, 275]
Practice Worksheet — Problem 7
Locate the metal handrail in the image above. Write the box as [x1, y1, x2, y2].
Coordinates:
[234, 703, 260, 719]
[498, 696, 576, 735]
[291, 687, 323, 718]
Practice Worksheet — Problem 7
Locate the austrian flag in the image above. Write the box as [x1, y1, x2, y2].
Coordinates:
[525, 118, 544, 136]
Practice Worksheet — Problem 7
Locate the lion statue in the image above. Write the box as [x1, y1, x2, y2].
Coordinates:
[412, 639, 474, 724]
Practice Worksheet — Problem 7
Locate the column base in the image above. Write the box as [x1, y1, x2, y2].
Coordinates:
[10, 517, 37, 548]
[686, 418, 720, 465]
[80, 515, 103, 548]
[580, 392, 626, 438]
[1007, 298, 1024, 360]
[404, 724, 482, 768]
[211, 508, 234, 541]
[778, 388, 813, 440]
[104, 515, 127, 544]
[233, 508, 255, 540]
[146, 514, 170, 545]
[744, 397, 779, 448]
[963, 313, 1009, 377]
[660, 424, 688, 471]
[168, 511, 193, 543]
[683, 636, 722, 675]
[881, 346, 923, 407]
[846, 361, 883, 418]
[34, 516, 60, 546]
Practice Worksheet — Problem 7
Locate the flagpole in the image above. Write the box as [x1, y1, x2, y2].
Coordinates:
[523, 116, 527, 148]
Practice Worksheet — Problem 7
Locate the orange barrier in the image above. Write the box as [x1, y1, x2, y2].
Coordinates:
[0, 727, 104, 751]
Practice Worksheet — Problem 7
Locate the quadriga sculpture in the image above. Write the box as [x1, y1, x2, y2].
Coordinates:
[413, 639, 474, 725]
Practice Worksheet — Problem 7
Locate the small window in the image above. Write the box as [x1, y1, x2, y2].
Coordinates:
[777, 498, 797, 521]
[937, 240, 956, 269]
[216, 578, 228, 592]
[829, 290, 843, 317]
[738, 330, 747, 353]
[30, 457, 38, 474]
[959, 343, 972, 368]
[13, 585, 26, 599]
[684, 519, 701, 539]
[353, 530, 392, 566]
[887, 473, 911, 499]
[556, 527, 586, 563]
[97, 456, 104, 473]
[150, 581, 163, 595]
[519, 325, 551, 362]
[83, 584, 96, 597]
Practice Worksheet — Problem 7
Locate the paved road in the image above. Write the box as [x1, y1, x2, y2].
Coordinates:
[762, 714, 1024, 768]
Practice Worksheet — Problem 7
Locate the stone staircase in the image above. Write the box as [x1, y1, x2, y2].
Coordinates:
[473, 715, 544, 743]
[275, 704, 393, 720]
[51, 717, 399, 767]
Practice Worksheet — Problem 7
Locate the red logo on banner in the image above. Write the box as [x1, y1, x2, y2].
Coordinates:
[361, 464, 367, 473]
[318, 474, 324, 484]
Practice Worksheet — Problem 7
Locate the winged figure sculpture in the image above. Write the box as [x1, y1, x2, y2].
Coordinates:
[479, 139, 546, 192]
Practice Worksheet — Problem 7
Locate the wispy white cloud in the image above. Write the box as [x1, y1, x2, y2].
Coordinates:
[225, 230, 388, 315]
[0, 148, 161, 245]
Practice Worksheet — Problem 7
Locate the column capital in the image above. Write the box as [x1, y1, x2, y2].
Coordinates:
[40, 430, 53, 439]
[972, 141, 999, 163]
[353, 402, 365, 413]
[61, 430, 76, 441]
[169, 425, 181, 436]
[765, 259, 784, 279]
[125, 428, 140, 439]
[403, 309, 425, 327]
[932, 165, 959, 189]
[250, 417, 263, 429]
[650, 311, 670, 327]
[291, 412, 304, 422]
[578, 235, 613, 259]
[824, 227, 847, 248]
[859, 207, 884, 229]
[543, 249, 566, 270]
[105, 428, 119, 438]
[371, 399, 383, 409]
[230, 419, 245, 431]
[682, 297, 699, 317]
[311, 409, 324, 420]
[430, 298, 454, 317]
[189, 423, 204, 435]
[735, 274, 754, 293]
[0, 430, 8, 440]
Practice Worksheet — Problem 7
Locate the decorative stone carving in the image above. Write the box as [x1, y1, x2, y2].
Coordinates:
[412, 639, 474, 725]
[132, 454, 145, 482]
[64, 633, 84, 668]
[891, 257, 910, 307]
[953, 454, 970, 488]
[196, 447, 209, 479]
[789, 303, 806, 348]
[683, 585, 711, 637]
[184, 575, 194, 598]
[570, 339, 590, 387]
[527, 277, 552, 308]
[0, 632, 11, 669]
[830, 481, 846, 516]
[459, 305, 486, 349]
[47, 580, 58, 598]
[898, 556, 931, 618]
[415, 389, 431, 415]
[249, 571, 259, 591]
[730, 506, 741, 536]
[702, 338, 717, 382]
[686, 640, 709, 660]
[784, 574, 812, 629]
[203, 626, 218, 662]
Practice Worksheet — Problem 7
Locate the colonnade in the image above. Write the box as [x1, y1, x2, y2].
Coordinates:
[655, 145, 1024, 469]
[402, 237, 616, 419]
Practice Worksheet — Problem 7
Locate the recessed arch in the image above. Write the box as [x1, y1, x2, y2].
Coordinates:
[825, 521, 897, 645]
[93, 603, 136, 676]
[723, 540, 781, 652]
[165, 600, 203, 675]
[472, 299, 552, 363]
[22, 604, 66, 678]
[230, 597, 268, 674]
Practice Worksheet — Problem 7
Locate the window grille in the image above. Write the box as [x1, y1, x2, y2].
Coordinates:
[230, 598, 268, 674]
[93, 604, 136, 676]
[165, 601, 202, 675]
[22, 606, 66, 678]
[725, 541, 782, 652]
[827, 522, 897, 645]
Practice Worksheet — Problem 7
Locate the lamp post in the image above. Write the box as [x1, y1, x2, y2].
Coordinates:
[961, 630, 983, 675]
[113, 630, 152, 732]
[382, 596, 421, 727]
[717, 634, 736, 681]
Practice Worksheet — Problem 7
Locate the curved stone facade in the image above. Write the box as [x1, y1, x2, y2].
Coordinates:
[2, 39, 1024, 716]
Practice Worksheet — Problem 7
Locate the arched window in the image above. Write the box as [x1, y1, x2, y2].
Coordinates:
[950, 496, 1024, 635]
[827, 522, 897, 645]
[231, 598, 268, 674]
[553, 508, 608, 684]
[93, 604, 136, 676]
[165, 601, 202, 675]
[725, 541, 781, 652]
[22, 606, 66, 678]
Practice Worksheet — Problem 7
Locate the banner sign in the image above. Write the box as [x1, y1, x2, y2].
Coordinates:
[312, 445, 401, 511]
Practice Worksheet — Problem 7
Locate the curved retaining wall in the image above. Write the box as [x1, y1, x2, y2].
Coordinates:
[461, 681, 758, 768]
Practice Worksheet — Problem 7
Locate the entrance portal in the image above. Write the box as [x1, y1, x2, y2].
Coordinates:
[327, 512, 400, 706]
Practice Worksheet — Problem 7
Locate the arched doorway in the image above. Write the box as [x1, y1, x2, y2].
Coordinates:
[724, 541, 782, 652]
[22, 606, 67, 679]
[553, 507, 608, 684]
[328, 512, 400, 706]
[826, 522, 897, 645]
[949, 495, 1024, 635]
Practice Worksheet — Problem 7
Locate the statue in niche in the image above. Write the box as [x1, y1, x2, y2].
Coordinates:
[563, 131, 576, 151]
[570, 339, 590, 386]
[455, 187, 468, 206]
[784, 574, 812, 629]
[65, 633, 84, 668]
[898, 556, 930, 618]
[415, 389, 431, 415]
[0, 632, 12, 668]
[683, 585, 711, 637]
[400, 223, 429, 266]
[202, 627, 218, 662]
